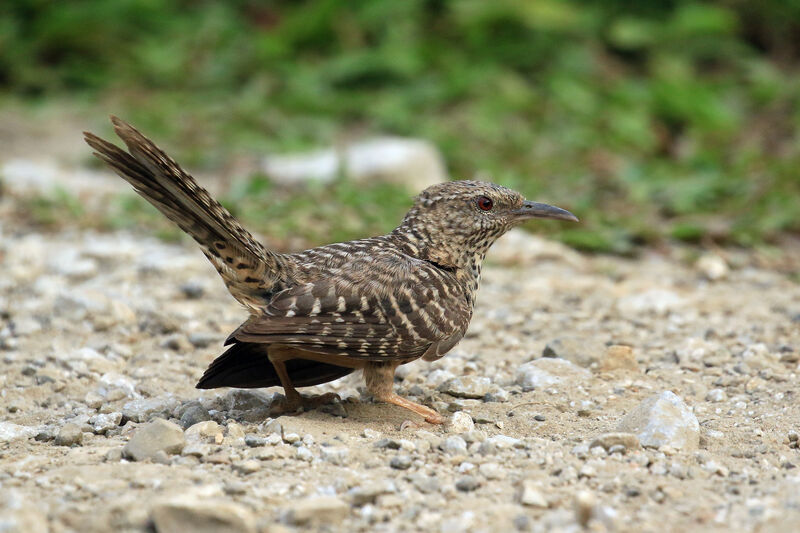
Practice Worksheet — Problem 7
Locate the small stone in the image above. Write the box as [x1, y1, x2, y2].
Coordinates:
[180, 403, 212, 428]
[245, 434, 267, 447]
[589, 432, 641, 453]
[574, 491, 596, 528]
[696, 254, 729, 280]
[121, 398, 177, 424]
[90, 412, 122, 434]
[179, 281, 205, 299]
[188, 332, 219, 348]
[362, 428, 381, 439]
[518, 480, 548, 508]
[285, 496, 348, 526]
[0, 422, 38, 442]
[296, 446, 314, 462]
[598, 345, 639, 372]
[390, 455, 413, 470]
[788, 431, 799, 442]
[542, 337, 602, 367]
[349, 481, 395, 506]
[448, 411, 475, 434]
[455, 476, 481, 492]
[705, 389, 727, 402]
[441, 436, 468, 455]
[160, 333, 192, 352]
[122, 419, 185, 461]
[515, 358, 591, 391]
[616, 391, 699, 451]
[55, 423, 83, 446]
[151, 499, 256, 533]
[283, 432, 300, 444]
[438, 376, 491, 399]
[479, 462, 505, 480]
[320, 446, 349, 465]
[84, 391, 104, 409]
[185, 421, 223, 444]
[234, 460, 261, 475]
[264, 419, 283, 436]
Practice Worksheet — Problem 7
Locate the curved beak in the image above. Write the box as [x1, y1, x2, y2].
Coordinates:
[512, 200, 578, 222]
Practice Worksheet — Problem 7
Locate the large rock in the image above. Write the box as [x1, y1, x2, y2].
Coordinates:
[262, 137, 446, 191]
[151, 499, 256, 533]
[123, 419, 185, 461]
[515, 358, 591, 391]
[616, 391, 699, 451]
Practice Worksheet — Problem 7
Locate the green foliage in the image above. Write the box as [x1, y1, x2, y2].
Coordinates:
[2, 0, 799, 251]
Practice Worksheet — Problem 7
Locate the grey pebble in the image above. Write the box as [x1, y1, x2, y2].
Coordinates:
[455, 476, 481, 492]
[122, 418, 185, 461]
[390, 455, 413, 470]
[441, 436, 468, 455]
[55, 423, 83, 446]
[179, 403, 211, 429]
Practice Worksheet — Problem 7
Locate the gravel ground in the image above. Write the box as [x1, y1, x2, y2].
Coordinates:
[1, 217, 799, 532]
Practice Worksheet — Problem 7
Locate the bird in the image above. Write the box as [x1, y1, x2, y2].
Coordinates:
[84, 116, 578, 424]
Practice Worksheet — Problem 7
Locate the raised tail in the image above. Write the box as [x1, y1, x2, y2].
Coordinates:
[85, 116, 284, 310]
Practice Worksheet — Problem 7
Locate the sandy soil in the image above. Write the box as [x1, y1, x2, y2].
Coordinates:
[1, 181, 799, 532]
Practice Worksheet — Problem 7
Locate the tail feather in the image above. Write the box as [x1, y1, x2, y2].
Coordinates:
[196, 342, 356, 389]
[84, 116, 283, 310]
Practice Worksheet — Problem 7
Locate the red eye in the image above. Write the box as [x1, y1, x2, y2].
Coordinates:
[476, 196, 493, 211]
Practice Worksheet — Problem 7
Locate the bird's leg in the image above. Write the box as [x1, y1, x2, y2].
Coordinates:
[267, 346, 341, 416]
[364, 361, 445, 424]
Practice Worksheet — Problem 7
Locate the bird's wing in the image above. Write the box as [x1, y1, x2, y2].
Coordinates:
[228, 260, 469, 361]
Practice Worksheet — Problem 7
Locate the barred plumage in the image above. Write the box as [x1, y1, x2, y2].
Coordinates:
[85, 117, 577, 423]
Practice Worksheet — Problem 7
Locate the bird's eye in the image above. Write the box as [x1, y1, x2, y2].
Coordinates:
[476, 196, 493, 211]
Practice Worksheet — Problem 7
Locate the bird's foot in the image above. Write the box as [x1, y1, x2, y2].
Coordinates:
[269, 392, 342, 417]
[381, 393, 444, 424]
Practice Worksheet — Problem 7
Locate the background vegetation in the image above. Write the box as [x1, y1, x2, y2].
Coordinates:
[2, 0, 799, 253]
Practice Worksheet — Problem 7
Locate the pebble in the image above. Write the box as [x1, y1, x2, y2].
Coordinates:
[598, 345, 639, 372]
[478, 462, 505, 480]
[542, 337, 602, 367]
[150, 499, 256, 533]
[0, 422, 38, 442]
[320, 446, 349, 465]
[122, 419, 185, 461]
[696, 254, 729, 280]
[121, 398, 177, 424]
[573, 491, 597, 528]
[349, 481, 395, 506]
[54, 423, 83, 446]
[160, 333, 192, 352]
[438, 376, 491, 399]
[515, 358, 591, 391]
[448, 411, 475, 434]
[518, 480, 548, 508]
[589, 432, 641, 453]
[455, 476, 481, 492]
[233, 460, 261, 475]
[441, 436, 468, 455]
[296, 446, 314, 462]
[244, 434, 266, 447]
[617, 391, 700, 451]
[89, 412, 122, 434]
[705, 389, 727, 402]
[187, 332, 219, 348]
[285, 496, 348, 526]
[185, 421, 223, 444]
[179, 402, 212, 428]
[390, 455, 413, 470]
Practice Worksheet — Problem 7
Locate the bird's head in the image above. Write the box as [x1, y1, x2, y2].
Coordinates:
[395, 180, 578, 268]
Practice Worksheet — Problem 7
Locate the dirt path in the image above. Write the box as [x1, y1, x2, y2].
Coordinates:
[1, 224, 799, 532]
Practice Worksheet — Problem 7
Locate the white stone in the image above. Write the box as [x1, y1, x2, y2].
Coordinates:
[262, 137, 446, 191]
[617, 391, 700, 451]
[515, 358, 591, 391]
